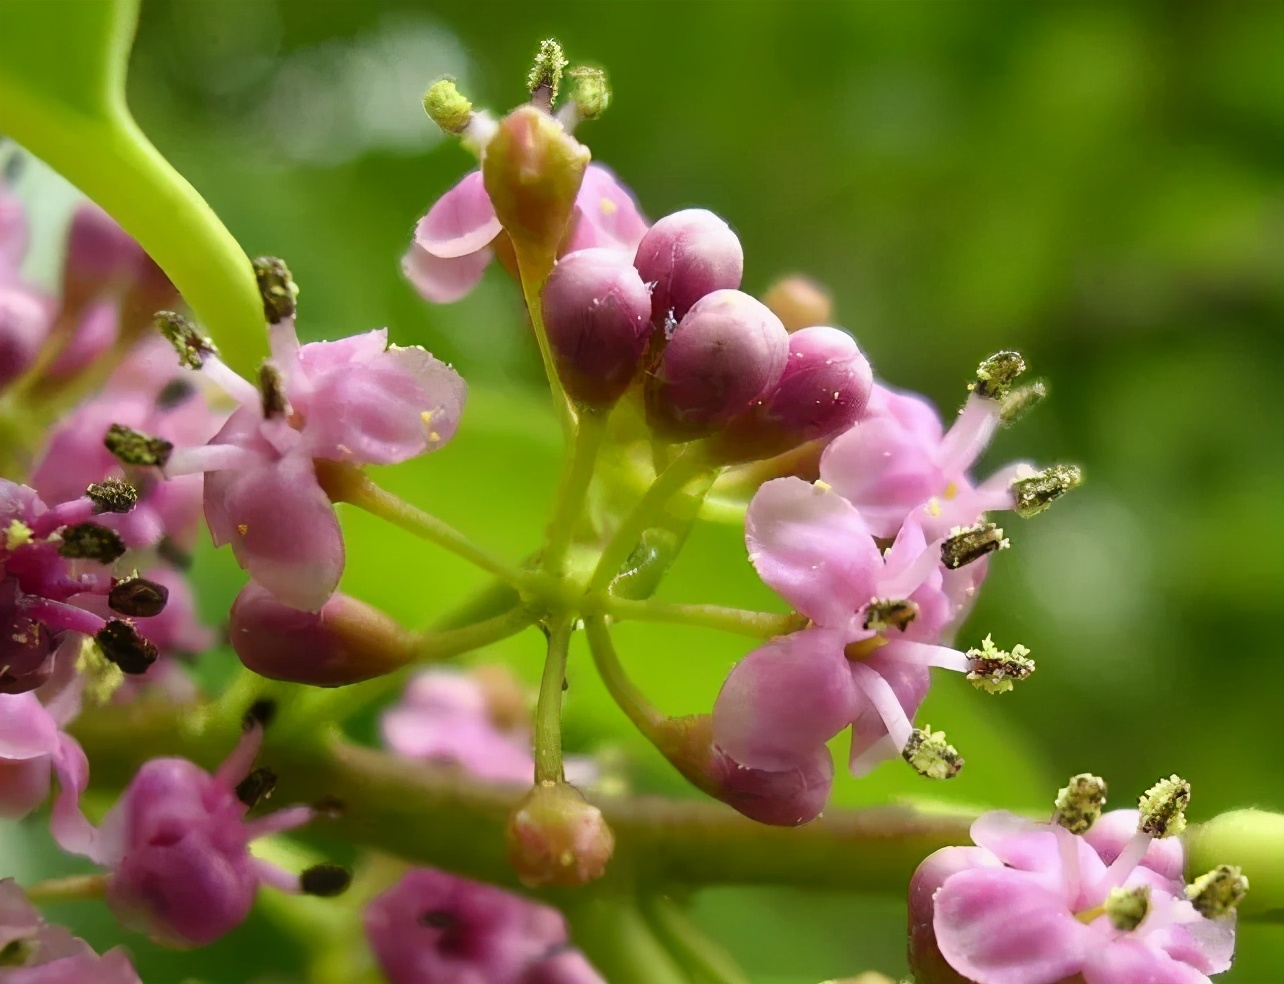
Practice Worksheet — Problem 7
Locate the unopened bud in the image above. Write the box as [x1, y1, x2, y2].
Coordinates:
[1052, 773, 1107, 834]
[941, 522, 1008, 570]
[422, 77, 473, 134]
[862, 598, 919, 633]
[762, 275, 833, 332]
[85, 478, 138, 514]
[252, 256, 298, 324]
[903, 727, 963, 780]
[645, 289, 789, 441]
[1011, 464, 1083, 518]
[1138, 775, 1190, 838]
[542, 247, 654, 407]
[299, 863, 352, 898]
[1000, 380, 1047, 424]
[1186, 865, 1249, 919]
[155, 310, 217, 370]
[104, 423, 173, 467]
[481, 106, 589, 265]
[229, 583, 417, 686]
[1105, 884, 1151, 931]
[965, 635, 1034, 694]
[0, 286, 47, 390]
[95, 619, 158, 675]
[62, 203, 146, 305]
[108, 576, 169, 617]
[634, 209, 744, 327]
[908, 846, 1004, 984]
[706, 325, 873, 464]
[527, 39, 569, 108]
[969, 351, 1026, 400]
[58, 523, 126, 563]
[506, 781, 614, 887]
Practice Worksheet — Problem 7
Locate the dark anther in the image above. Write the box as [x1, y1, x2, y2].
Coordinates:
[95, 620, 159, 675]
[419, 909, 458, 930]
[561, 676, 569, 692]
[312, 795, 345, 818]
[104, 423, 173, 468]
[252, 256, 298, 324]
[941, 522, 1008, 570]
[155, 377, 197, 410]
[259, 363, 287, 418]
[300, 864, 352, 898]
[235, 767, 278, 807]
[970, 351, 1026, 401]
[1012, 464, 1084, 519]
[243, 698, 278, 731]
[155, 311, 218, 370]
[58, 523, 127, 563]
[156, 536, 194, 570]
[862, 598, 919, 633]
[86, 478, 139, 514]
[108, 576, 169, 617]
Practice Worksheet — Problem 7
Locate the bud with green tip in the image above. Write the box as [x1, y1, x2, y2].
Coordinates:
[505, 781, 614, 887]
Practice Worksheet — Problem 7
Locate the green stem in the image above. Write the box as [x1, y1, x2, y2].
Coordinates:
[600, 597, 805, 640]
[318, 463, 532, 590]
[589, 452, 715, 593]
[543, 410, 609, 577]
[640, 895, 751, 984]
[22, 874, 108, 905]
[0, 72, 265, 375]
[518, 260, 575, 440]
[534, 617, 574, 783]
[563, 894, 693, 984]
[585, 616, 665, 737]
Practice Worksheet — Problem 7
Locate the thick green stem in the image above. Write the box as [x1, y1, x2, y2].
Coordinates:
[600, 597, 806, 640]
[543, 410, 609, 577]
[585, 616, 666, 738]
[534, 618, 574, 783]
[22, 874, 107, 905]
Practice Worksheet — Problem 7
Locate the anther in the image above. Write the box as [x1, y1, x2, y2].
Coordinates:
[419, 909, 458, 929]
[155, 377, 196, 410]
[299, 864, 352, 898]
[1186, 865, 1249, 920]
[1052, 773, 1108, 834]
[1138, 775, 1190, 838]
[259, 363, 287, 418]
[863, 598, 919, 633]
[252, 256, 298, 324]
[941, 522, 1009, 570]
[235, 767, 278, 808]
[965, 635, 1035, 694]
[969, 351, 1026, 400]
[108, 576, 169, 617]
[85, 478, 139, 514]
[1000, 381, 1048, 424]
[95, 620, 159, 675]
[527, 38, 568, 109]
[566, 66, 610, 120]
[242, 698, 278, 731]
[104, 423, 173, 468]
[1105, 884, 1151, 932]
[903, 727, 963, 780]
[155, 311, 218, 370]
[58, 523, 127, 563]
[1011, 464, 1083, 519]
[423, 77, 473, 134]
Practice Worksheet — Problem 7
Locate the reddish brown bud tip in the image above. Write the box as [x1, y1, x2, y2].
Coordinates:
[505, 781, 614, 888]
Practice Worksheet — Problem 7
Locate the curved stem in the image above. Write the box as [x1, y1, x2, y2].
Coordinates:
[585, 616, 665, 737]
[518, 259, 575, 440]
[534, 617, 574, 783]
[316, 462, 533, 590]
[599, 597, 805, 640]
[639, 895, 751, 984]
[21, 874, 108, 905]
[563, 894, 693, 984]
[543, 409, 609, 577]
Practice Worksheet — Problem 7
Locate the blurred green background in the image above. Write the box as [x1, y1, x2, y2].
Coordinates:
[4, 0, 1283, 981]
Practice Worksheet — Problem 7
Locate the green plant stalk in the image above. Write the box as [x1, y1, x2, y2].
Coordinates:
[542, 409, 609, 577]
[585, 616, 666, 738]
[534, 617, 574, 783]
[562, 893, 693, 984]
[518, 261, 576, 440]
[21, 874, 107, 905]
[600, 596, 806, 640]
[639, 895, 752, 984]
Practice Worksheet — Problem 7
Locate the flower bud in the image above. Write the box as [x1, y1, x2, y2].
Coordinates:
[229, 583, 416, 686]
[762, 275, 832, 332]
[645, 289, 789, 441]
[907, 847, 1003, 984]
[0, 284, 49, 389]
[482, 106, 589, 267]
[633, 209, 743, 327]
[705, 325, 873, 465]
[505, 781, 614, 887]
[541, 248, 654, 407]
[61, 202, 147, 307]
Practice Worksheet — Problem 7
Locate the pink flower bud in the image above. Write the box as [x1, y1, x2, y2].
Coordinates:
[506, 782, 615, 887]
[645, 289, 789, 441]
[61, 203, 148, 308]
[706, 325, 873, 464]
[542, 248, 654, 407]
[633, 209, 743, 325]
[761, 275, 833, 332]
[1, 285, 51, 390]
[907, 847, 1002, 984]
[229, 583, 415, 686]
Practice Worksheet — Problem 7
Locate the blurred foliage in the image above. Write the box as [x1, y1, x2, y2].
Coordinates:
[4, 0, 1282, 980]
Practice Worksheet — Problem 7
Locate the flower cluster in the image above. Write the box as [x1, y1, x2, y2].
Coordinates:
[0, 879, 142, 984]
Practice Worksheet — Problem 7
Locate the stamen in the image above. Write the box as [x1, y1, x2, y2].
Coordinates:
[259, 363, 287, 418]
[299, 864, 352, 898]
[108, 576, 169, 617]
[252, 256, 298, 325]
[85, 478, 139, 514]
[969, 350, 1026, 400]
[965, 635, 1035, 694]
[155, 377, 196, 410]
[94, 619, 158, 675]
[1104, 884, 1151, 932]
[1001, 381, 1047, 424]
[1052, 773, 1108, 834]
[422, 77, 474, 135]
[862, 598, 919, 633]
[848, 662, 914, 749]
[937, 393, 1002, 478]
[1138, 774, 1190, 838]
[57, 523, 127, 563]
[242, 698, 278, 731]
[902, 727, 964, 780]
[941, 522, 1009, 570]
[104, 423, 173, 468]
[527, 38, 568, 109]
[235, 767, 278, 808]
[162, 443, 260, 478]
[1011, 464, 1083, 518]
[566, 66, 610, 121]
[155, 311, 218, 369]
[1186, 865, 1249, 920]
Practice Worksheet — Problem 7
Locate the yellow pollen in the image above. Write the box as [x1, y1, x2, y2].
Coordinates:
[813, 480, 832, 493]
[237, 523, 249, 536]
[925, 498, 942, 517]
[5, 519, 34, 550]
[598, 197, 617, 216]
[943, 482, 959, 500]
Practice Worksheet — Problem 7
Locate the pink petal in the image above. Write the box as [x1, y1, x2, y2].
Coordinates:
[402, 241, 494, 304]
[820, 416, 942, 539]
[295, 328, 389, 379]
[0, 692, 59, 760]
[561, 163, 648, 255]
[413, 170, 501, 258]
[933, 866, 1089, 984]
[1081, 938, 1210, 984]
[711, 627, 857, 771]
[746, 477, 882, 627]
[846, 648, 930, 776]
[1083, 809, 1184, 882]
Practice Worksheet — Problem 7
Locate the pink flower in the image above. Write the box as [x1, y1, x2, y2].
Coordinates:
[0, 879, 142, 984]
[50, 723, 325, 947]
[403, 163, 646, 304]
[364, 868, 603, 984]
[912, 810, 1237, 984]
[0, 655, 84, 821]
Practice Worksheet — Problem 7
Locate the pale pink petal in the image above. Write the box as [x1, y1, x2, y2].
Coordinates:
[820, 416, 941, 539]
[846, 649, 930, 776]
[1081, 938, 1210, 984]
[294, 328, 389, 379]
[402, 241, 495, 304]
[0, 692, 59, 759]
[413, 170, 501, 258]
[561, 164, 648, 255]
[1083, 808, 1185, 882]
